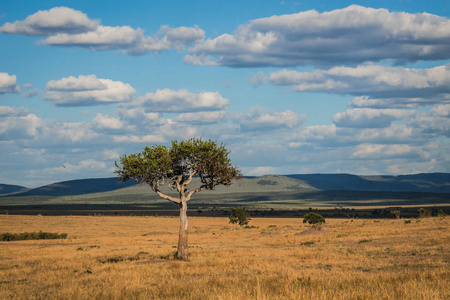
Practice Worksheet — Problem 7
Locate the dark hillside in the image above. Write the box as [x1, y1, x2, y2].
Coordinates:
[0, 184, 28, 195]
[287, 173, 450, 193]
[4, 177, 138, 197]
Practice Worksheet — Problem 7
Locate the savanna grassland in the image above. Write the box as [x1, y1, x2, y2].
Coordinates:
[0, 215, 449, 299]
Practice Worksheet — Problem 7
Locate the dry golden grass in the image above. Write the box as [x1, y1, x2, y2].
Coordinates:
[0, 215, 449, 299]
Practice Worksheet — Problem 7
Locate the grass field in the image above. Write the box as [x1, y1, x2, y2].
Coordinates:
[0, 215, 449, 299]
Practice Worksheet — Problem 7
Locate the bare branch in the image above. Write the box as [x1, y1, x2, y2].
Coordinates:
[185, 185, 208, 201]
[153, 188, 181, 204]
[184, 170, 197, 186]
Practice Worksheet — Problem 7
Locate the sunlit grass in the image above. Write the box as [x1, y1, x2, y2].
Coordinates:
[0, 215, 448, 299]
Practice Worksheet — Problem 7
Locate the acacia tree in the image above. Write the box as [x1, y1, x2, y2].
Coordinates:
[115, 138, 241, 260]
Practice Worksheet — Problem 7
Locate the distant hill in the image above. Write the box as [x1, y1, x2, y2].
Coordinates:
[4, 177, 138, 197]
[286, 173, 450, 193]
[2, 173, 450, 199]
[0, 184, 28, 196]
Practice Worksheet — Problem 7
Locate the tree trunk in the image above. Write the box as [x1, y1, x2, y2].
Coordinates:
[177, 200, 189, 260]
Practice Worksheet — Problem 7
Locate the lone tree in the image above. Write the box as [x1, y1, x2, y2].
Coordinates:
[115, 138, 241, 260]
[229, 208, 251, 226]
[303, 212, 325, 225]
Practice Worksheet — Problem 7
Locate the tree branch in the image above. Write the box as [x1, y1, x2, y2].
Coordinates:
[185, 185, 208, 201]
[153, 188, 181, 204]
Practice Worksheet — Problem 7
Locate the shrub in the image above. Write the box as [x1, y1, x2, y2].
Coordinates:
[303, 212, 325, 225]
[229, 208, 251, 226]
[418, 208, 431, 218]
[390, 210, 401, 219]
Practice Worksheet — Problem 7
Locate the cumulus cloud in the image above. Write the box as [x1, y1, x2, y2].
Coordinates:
[332, 108, 413, 128]
[42, 25, 145, 51]
[186, 5, 450, 67]
[45, 75, 136, 106]
[0, 7, 99, 36]
[265, 64, 450, 108]
[43, 24, 204, 54]
[91, 113, 126, 131]
[235, 106, 305, 131]
[0, 73, 20, 94]
[292, 124, 420, 147]
[174, 111, 228, 125]
[352, 144, 429, 160]
[0, 107, 41, 140]
[1, 7, 205, 55]
[407, 104, 450, 137]
[112, 134, 166, 144]
[22, 89, 40, 98]
[130, 88, 229, 112]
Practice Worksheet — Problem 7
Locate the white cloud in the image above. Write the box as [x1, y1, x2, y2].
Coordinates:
[235, 106, 305, 132]
[22, 89, 40, 98]
[249, 72, 269, 86]
[42, 25, 145, 51]
[45, 75, 136, 106]
[2, 7, 204, 55]
[332, 108, 412, 128]
[352, 144, 428, 160]
[0, 7, 99, 36]
[0, 106, 29, 116]
[0, 73, 20, 94]
[131, 88, 229, 112]
[265, 64, 450, 108]
[49, 122, 100, 143]
[91, 113, 126, 131]
[186, 5, 450, 67]
[113, 134, 166, 144]
[174, 111, 228, 124]
[407, 105, 450, 137]
[292, 123, 420, 147]
[0, 107, 41, 140]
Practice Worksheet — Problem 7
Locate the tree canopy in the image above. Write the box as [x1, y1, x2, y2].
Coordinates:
[115, 139, 241, 203]
[115, 138, 241, 260]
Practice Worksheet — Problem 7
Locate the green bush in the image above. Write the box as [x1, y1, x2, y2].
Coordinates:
[418, 208, 431, 218]
[303, 212, 325, 225]
[229, 208, 251, 226]
[390, 210, 401, 219]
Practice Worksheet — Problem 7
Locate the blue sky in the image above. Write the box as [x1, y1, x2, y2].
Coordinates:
[1, 0, 450, 187]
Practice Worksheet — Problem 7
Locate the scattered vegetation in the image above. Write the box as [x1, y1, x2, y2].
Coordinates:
[0, 215, 449, 299]
[390, 209, 401, 219]
[419, 208, 446, 218]
[419, 208, 432, 218]
[229, 207, 251, 226]
[0, 231, 67, 241]
[302, 212, 325, 224]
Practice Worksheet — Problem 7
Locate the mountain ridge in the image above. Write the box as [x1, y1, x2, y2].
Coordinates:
[1, 172, 450, 197]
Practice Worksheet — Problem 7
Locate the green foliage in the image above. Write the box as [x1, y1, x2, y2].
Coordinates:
[0, 231, 67, 241]
[115, 138, 242, 202]
[229, 208, 251, 226]
[390, 210, 401, 219]
[418, 208, 431, 218]
[303, 212, 325, 225]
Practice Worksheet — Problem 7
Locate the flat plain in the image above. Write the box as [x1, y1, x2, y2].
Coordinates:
[0, 215, 449, 299]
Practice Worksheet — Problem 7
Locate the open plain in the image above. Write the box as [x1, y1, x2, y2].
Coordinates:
[0, 215, 449, 299]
